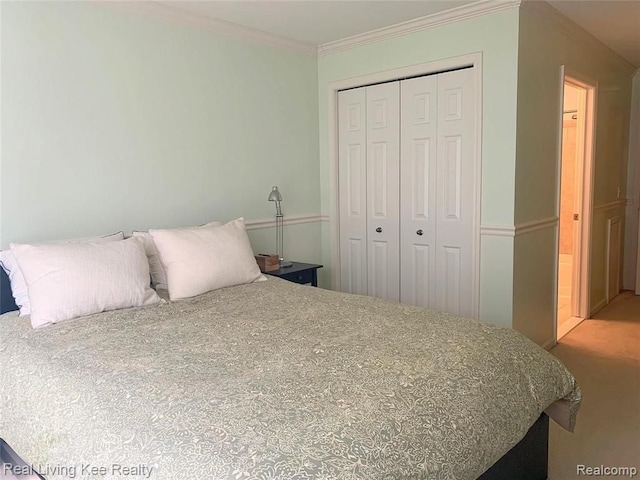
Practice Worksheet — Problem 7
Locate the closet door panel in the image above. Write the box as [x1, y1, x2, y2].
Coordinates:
[400, 76, 437, 307]
[338, 88, 368, 295]
[435, 68, 476, 317]
[366, 82, 400, 301]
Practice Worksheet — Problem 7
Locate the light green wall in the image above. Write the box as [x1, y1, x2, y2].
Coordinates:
[3, 2, 634, 340]
[317, 8, 520, 324]
[513, 4, 634, 344]
[0, 1, 321, 261]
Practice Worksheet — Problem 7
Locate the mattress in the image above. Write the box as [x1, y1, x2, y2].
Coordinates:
[0, 277, 580, 479]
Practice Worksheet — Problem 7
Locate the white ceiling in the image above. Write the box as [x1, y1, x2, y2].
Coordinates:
[158, 1, 476, 45]
[547, 0, 640, 67]
[159, 0, 640, 67]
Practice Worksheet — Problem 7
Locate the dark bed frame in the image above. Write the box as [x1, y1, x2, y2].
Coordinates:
[0, 266, 17, 315]
[0, 268, 549, 479]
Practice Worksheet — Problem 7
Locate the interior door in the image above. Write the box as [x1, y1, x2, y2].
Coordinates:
[400, 75, 438, 307]
[366, 82, 400, 301]
[338, 88, 368, 295]
[435, 68, 476, 316]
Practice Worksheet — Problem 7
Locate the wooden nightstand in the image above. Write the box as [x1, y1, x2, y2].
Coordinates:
[265, 262, 323, 287]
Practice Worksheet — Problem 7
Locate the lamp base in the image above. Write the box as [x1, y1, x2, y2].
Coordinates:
[279, 260, 293, 268]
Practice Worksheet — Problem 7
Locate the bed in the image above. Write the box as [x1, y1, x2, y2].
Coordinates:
[1, 268, 580, 480]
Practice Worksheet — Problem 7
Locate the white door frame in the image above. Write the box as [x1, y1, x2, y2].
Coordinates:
[634, 74, 640, 295]
[327, 52, 483, 319]
[554, 66, 598, 341]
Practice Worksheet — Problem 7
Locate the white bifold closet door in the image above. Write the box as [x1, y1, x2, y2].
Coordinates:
[338, 67, 475, 315]
[399, 75, 438, 308]
[338, 83, 400, 300]
[400, 68, 475, 316]
[338, 87, 368, 296]
[366, 82, 400, 301]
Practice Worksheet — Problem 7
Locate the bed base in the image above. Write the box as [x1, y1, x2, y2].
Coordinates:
[2, 414, 548, 480]
[479, 413, 549, 480]
[0, 267, 18, 315]
[1, 438, 46, 479]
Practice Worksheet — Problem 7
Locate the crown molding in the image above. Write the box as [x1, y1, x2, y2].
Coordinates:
[98, 1, 317, 57]
[317, 0, 521, 57]
[521, 0, 636, 73]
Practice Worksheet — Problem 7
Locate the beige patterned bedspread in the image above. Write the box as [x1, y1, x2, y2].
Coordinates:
[0, 277, 580, 480]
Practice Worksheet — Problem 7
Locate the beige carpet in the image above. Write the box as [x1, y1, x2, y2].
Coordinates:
[549, 292, 640, 479]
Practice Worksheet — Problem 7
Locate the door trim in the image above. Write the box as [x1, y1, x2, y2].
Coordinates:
[328, 52, 483, 319]
[554, 66, 598, 342]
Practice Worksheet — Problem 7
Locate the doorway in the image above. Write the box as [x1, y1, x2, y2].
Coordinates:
[556, 74, 596, 340]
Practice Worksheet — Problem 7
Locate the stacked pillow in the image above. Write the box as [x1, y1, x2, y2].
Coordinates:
[0, 231, 125, 317]
[0, 218, 265, 327]
[150, 218, 265, 300]
[10, 236, 161, 328]
[133, 221, 220, 290]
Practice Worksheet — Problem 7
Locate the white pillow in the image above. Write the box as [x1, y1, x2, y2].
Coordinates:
[133, 221, 221, 290]
[150, 218, 265, 300]
[0, 231, 124, 316]
[10, 236, 160, 328]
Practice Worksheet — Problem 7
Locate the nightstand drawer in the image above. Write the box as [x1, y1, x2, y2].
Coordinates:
[264, 262, 323, 287]
[280, 269, 314, 285]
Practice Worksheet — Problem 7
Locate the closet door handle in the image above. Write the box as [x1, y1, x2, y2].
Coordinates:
[375, 227, 382, 233]
[416, 229, 423, 236]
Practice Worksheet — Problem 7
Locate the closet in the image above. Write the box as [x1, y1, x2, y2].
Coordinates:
[338, 67, 476, 317]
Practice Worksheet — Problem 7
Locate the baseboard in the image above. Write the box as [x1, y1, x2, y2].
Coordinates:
[590, 298, 607, 317]
[557, 316, 584, 339]
[541, 338, 556, 351]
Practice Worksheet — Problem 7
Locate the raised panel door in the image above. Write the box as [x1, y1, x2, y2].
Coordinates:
[400, 76, 437, 307]
[435, 68, 476, 317]
[338, 88, 368, 295]
[366, 82, 400, 301]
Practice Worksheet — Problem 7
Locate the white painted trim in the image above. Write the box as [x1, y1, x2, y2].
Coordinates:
[541, 337, 557, 351]
[328, 53, 483, 320]
[328, 89, 341, 292]
[556, 316, 584, 341]
[480, 225, 516, 237]
[575, 74, 597, 321]
[552, 70, 565, 345]
[594, 199, 627, 212]
[245, 214, 327, 231]
[515, 217, 558, 236]
[554, 69, 598, 327]
[317, 0, 521, 57]
[590, 297, 607, 317]
[480, 217, 558, 237]
[521, 0, 636, 73]
[327, 56, 479, 93]
[100, 1, 317, 56]
[471, 59, 484, 318]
